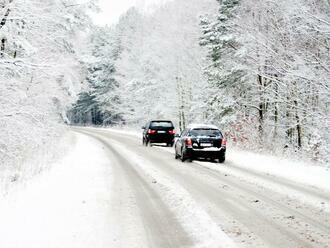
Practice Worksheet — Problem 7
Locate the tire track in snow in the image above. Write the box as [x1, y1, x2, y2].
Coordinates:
[76, 128, 237, 248]
[77, 130, 193, 248]
[83, 127, 330, 248]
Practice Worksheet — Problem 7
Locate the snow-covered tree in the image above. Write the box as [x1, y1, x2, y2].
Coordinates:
[200, 0, 244, 136]
[0, 0, 94, 186]
[201, 0, 330, 161]
[114, 0, 217, 129]
[69, 26, 123, 125]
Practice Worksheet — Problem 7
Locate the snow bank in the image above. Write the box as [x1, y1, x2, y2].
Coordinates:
[0, 121, 68, 195]
[0, 132, 116, 248]
[227, 148, 330, 192]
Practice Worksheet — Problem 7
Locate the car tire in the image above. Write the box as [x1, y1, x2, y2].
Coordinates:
[175, 150, 179, 159]
[181, 149, 186, 162]
[218, 156, 225, 163]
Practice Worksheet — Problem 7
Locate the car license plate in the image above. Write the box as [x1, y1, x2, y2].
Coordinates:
[201, 143, 212, 147]
[157, 130, 166, 133]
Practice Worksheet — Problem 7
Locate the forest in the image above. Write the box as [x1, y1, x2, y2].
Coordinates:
[1, 0, 329, 182]
[70, 0, 330, 162]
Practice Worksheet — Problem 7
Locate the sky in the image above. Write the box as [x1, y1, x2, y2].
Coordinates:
[93, 0, 168, 25]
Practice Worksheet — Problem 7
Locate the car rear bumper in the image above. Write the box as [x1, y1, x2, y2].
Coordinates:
[148, 135, 174, 143]
[186, 147, 226, 158]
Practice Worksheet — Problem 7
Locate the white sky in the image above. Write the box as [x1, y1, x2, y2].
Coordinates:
[93, 0, 167, 25]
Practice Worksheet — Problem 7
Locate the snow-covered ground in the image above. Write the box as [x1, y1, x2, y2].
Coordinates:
[99, 127, 330, 211]
[226, 149, 330, 191]
[78, 127, 330, 247]
[0, 133, 117, 248]
[108, 138, 236, 248]
[0, 130, 236, 248]
[198, 149, 330, 212]
[90, 127, 330, 192]
[155, 138, 330, 211]
[0, 127, 329, 248]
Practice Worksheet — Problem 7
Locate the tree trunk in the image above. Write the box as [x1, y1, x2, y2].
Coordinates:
[0, 38, 6, 57]
[257, 74, 264, 139]
[273, 79, 279, 141]
[294, 100, 302, 149]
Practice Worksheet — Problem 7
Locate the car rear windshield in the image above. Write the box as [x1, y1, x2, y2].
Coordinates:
[190, 129, 222, 137]
[150, 121, 174, 128]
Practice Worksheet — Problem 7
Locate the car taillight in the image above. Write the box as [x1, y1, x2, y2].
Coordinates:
[148, 129, 157, 134]
[221, 138, 227, 147]
[168, 130, 175, 135]
[185, 138, 193, 146]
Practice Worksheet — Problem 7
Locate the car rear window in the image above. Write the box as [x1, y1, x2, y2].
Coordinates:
[150, 121, 174, 128]
[190, 129, 222, 137]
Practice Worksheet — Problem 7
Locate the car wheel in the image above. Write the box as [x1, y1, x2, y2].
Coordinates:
[175, 150, 179, 159]
[218, 156, 225, 163]
[181, 149, 186, 162]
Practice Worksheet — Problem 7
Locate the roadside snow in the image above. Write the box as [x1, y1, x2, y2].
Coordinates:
[0, 132, 117, 248]
[227, 148, 330, 191]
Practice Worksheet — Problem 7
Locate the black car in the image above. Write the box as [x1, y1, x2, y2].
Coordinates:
[142, 120, 176, 146]
[174, 124, 226, 163]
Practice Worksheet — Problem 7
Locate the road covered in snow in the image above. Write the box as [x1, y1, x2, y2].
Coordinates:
[1, 127, 329, 248]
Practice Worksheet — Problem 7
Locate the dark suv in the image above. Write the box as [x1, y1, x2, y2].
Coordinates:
[174, 124, 226, 163]
[142, 120, 176, 147]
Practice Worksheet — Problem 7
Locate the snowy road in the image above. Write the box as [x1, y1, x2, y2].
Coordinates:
[1, 127, 329, 248]
[75, 127, 330, 248]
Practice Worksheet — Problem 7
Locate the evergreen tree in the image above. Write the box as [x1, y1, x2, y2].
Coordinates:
[200, 0, 244, 136]
[69, 26, 123, 125]
[201, 0, 330, 161]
